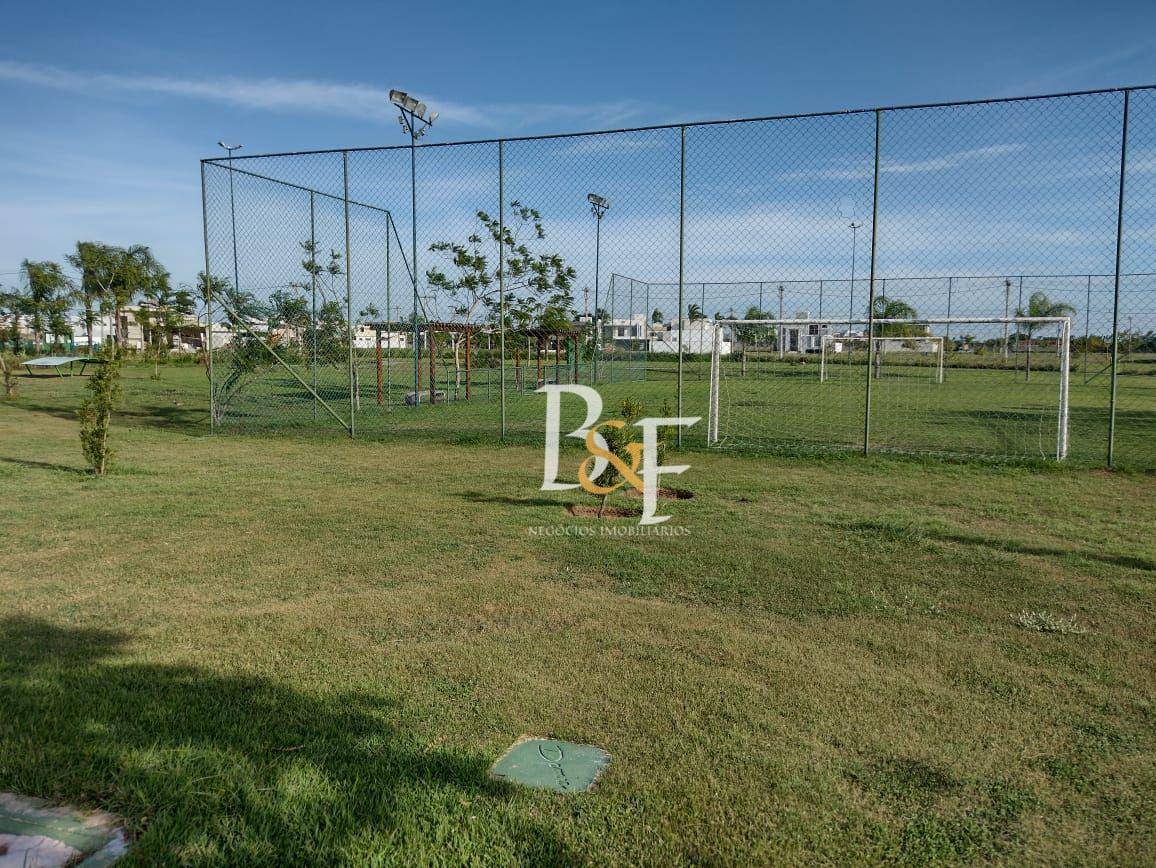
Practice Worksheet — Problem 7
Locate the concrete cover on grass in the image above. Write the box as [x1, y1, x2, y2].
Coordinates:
[0, 793, 127, 867]
[489, 737, 611, 793]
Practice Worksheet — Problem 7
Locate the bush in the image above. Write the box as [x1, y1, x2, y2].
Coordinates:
[77, 347, 123, 476]
[0, 354, 17, 400]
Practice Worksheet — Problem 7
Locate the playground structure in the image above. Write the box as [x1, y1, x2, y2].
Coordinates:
[359, 321, 587, 407]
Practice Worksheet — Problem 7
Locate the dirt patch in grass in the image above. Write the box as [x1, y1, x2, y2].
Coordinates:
[566, 504, 638, 518]
[623, 486, 694, 500]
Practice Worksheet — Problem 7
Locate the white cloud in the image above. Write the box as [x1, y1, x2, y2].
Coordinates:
[0, 59, 653, 132]
[781, 142, 1028, 181]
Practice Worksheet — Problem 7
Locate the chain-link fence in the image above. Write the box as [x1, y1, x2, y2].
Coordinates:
[201, 85, 1156, 468]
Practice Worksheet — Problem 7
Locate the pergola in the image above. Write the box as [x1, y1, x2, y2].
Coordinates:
[510, 326, 585, 394]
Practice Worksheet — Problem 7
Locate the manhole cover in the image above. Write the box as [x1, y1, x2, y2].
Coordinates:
[0, 792, 127, 867]
[489, 736, 611, 793]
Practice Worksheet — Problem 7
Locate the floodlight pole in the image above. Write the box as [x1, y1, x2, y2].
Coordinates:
[406, 112, 421, 405]
[391, 93, 435, 408]
[1108, 88, 1131, 467]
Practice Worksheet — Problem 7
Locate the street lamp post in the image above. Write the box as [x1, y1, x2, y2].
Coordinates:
[587, 193, 610, 382]
[389, 89, 438, 406]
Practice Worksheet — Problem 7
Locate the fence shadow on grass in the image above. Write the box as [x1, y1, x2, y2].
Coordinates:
[458, 490, 563, 508]
[0, 456, 87, 475]
[0, 616, 575, 864]
[843, 518, 1154, 572]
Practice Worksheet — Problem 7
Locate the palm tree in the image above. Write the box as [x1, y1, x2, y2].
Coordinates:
[1016, 292, 1075, 381]
[868, 297, 919, 378]
[21, 260, 73, 354]
[66, 242, 112, 351]
[870, 297, 918, 336]
[0, 286, 29, 354]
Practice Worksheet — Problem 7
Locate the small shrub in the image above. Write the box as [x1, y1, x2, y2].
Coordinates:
[0, 354, 17, 399]
[1014, 610, 1087, 635]
[77, 347, 123, 475]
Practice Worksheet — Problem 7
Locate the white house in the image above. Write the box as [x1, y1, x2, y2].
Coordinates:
[649, 318, 731, 355]
[352, 324, 411, 350]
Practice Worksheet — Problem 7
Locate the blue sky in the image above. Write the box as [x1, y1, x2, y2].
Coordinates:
[2, 0, 1155, 320]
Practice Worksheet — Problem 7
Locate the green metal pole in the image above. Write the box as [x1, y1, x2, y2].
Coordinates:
[410, 115, 420, 408]
[499, 140, 507, 439]
[386, 219, 391, 409]
[343, 152, 355, 437]
[676, 125, 686, 447]
[1108, 89, 1131, 468]
[862, 109, 882, 456]
[310, 191, 317, 422]
[199, 161, 215, 430]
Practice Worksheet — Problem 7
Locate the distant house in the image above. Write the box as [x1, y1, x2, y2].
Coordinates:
[352, 324, 410, 350]
[650, 318, 731, 355]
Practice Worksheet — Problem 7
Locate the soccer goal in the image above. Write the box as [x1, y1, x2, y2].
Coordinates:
[707, 317, 1072, 461]
[820, 334, 945, 383]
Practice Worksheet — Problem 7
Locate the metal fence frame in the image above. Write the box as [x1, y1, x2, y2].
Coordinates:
[201, 83, 1156, 468]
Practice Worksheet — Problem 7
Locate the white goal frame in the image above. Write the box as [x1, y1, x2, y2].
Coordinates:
[707, 317, 1072, 460]
[820, 333, 945, 383]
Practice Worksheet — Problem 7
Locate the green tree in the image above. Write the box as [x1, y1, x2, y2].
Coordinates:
[67, 242, 117, 350]
[21, 260, 73, 353]
[289, 241, 344, 365]
[77, 344, 123, 475]
[268, 289, 310, 349]
[65, 243, 157, 348]
[732, 306, 775, 349]
[195, 271, 231, 360]
[0, 286, 26, 354]
[686, 303, 704, 322]
[140, 272, 194, 376]
[428, 200, 577, 387]
[651, 308, 664, 324]
[870, 297, 919, 336]
[1015, 292, 1075, 381]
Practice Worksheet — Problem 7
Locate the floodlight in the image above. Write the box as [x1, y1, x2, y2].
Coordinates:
[389, 89, 407, 106]
[415, 102, 427, 118]
[587, 193, 610, 209]
[428, 111, 439, 124]
[217, 141, 242, 152]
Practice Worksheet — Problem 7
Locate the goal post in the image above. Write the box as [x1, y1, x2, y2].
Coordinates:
[707, 316, 1072, 460]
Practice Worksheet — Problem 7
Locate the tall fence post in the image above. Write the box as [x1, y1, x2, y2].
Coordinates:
[343, 151, 355, 438]
[863, 109, 883, 455]
[200, 161, 215, 430]
[498, 140, 507, 439]
[1082, 274, 1092, 384]
[385, 216, 392, 409]
[1108, 88, 1131, 468]
[310, 191, 318, 422]
[676, 125, 687, 447]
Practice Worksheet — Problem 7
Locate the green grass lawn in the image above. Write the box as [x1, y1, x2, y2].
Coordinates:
[202, 349, 1156, 468]
[1, 363, 1154, 864]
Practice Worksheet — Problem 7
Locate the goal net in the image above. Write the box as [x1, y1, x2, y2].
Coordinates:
[820, 334, 944, 383]
[706, 317, 1071, 461]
